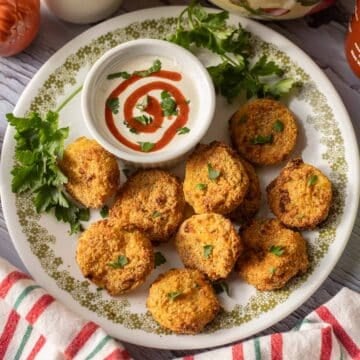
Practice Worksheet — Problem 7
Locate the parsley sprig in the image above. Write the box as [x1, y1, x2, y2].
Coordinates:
[169, 2, 296, 103]
[6, 111, 89, 234]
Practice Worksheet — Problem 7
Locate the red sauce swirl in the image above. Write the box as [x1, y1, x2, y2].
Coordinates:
[105, 70, 189, 152]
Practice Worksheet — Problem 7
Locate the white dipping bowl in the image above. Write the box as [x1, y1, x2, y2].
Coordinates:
[81, 39, 215, 168]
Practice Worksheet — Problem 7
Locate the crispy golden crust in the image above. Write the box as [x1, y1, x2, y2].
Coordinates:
[237, 218, 309, 291]
[183, 141, 249, 215]
[146, 269, 220, 334]
[267, 158, 333, 229]
[59, 137, 119, 208]
[175, 214, 242, 280]
[109, 169, 185, 242]
[229, 99, 298, 165]
[230, 159, 261, 224]
[76, 220, 154, 295]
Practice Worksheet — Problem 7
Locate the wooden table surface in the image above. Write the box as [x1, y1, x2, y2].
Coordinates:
[0, 0, 359, 359]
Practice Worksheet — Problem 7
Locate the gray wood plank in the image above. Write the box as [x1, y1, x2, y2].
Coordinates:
[0, 1, 358, 359]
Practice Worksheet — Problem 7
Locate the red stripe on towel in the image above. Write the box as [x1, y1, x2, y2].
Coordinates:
[316, 306, 359, 358]
[26, 294, 54, 325]
[232, 343, 244, 360]
[271, 333, 283, 360]
[26, 335, 46, 360]
[0, 310, 20, 358]
[320, 327, 332, 360]
[0, 271, 30, 298]
[104, 348, 131, 360]
[64, 322, 99, 358]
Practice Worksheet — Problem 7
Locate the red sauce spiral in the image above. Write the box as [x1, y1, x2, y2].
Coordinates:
[105, 70, 189, 152]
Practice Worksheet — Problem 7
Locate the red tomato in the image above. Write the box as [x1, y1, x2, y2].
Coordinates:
[0, 0, 40, 57]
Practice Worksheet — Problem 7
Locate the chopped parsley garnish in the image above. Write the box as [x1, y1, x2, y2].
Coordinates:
[207, 163, 221, 181]
[134, 114, 153, 125]
[107, 60, 162, 80]
[152, 210, 161, 218]
[307, 174, 318, 186]
[108, 255, 129, 269]
[167, 291, 182, 300]
[168, 3, 296, 103]
[251, 134, 274, 145]
[154, 252, 166, 267]
[203, 244, 214, 259]
[107, 71, 131, 80]
[136, 95, 149, 111]
[269, 245, 284, 256]
[212, 280, 230, 296]
[160, 91, 178, 117]
[273, 119, 284, 132]
[196, 183, 207, 190]
[106, 98, 120, 114]
[138, 142, 155, 152]
[6, 111, 89, 234]
[269, 266, 277, 277]
[177, 127, 190, 135]
[100, 205, 109, 218]
[123, 121, 138, 134]
[134, 59, 162, 77]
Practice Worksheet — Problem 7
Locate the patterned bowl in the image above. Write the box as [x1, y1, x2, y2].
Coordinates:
[209, 0, 335, 20]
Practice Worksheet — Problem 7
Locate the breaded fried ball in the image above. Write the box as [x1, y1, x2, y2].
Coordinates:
[183, 141, 249, 215]
[110, 169, 185, 242]
[230, 159, 261, 224]
[237, 218, 309, 291]
[229, 99, 298, 165]
[147, 269, 220, 334]
[59, 137, 119, 208]
[76, 220, 154, 295]
[175, 214, 242, 280]
[267, 158, 332, 229]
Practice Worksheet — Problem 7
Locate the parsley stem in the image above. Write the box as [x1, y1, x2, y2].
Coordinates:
[221, 54, 238, 67]
[56, 85, 83, 113]
[177, 7, 188, 31]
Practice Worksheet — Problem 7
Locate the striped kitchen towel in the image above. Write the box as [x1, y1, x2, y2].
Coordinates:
[0, 257, 131, 360]
[177, 287, 360, 360]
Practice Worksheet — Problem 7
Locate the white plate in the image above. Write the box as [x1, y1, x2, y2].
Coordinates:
[1, 6, 359, 350]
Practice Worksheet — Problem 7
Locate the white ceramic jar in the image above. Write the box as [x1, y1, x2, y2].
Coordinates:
[43, 0, 124, 24]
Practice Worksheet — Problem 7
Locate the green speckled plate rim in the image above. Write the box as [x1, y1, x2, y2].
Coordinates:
[0, 6, 359, 350]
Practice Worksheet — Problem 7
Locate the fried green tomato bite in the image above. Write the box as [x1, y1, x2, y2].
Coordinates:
[183, 141, 249, 215]
[229, 98, 298, 165]
[76, 220, 154, 295]
[59, 136, 119, 208]
[175, 213, 242, 280]
[110, 169, 185, 242]
[146, 269, 220, 334]
[230, 158, 261, 224]
[267, 158, 333, 229]
[237, 218, 309, 291]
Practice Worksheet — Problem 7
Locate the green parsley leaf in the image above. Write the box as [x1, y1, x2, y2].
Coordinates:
[167, 291, 182, 300]
[264, 78, 297, 99]
[123, 121, 138, 134]
[7, 111, 88, 234]
[207, 163, 221, 181]
[134, 59, 162, 77]
[106, 98, 120, 114]
[138, 142, 155, 152]
[212, 280, 230, 296]
[154, 251, 166, 267]
[196, 183, 207, 190]
[108, 255, 129, 269]
[107, 71, 131, 80]
[177, 127, 190, 135]
[251, 134, 273, 145]
[161, 91, 178, 116]
[273, 119, 284, 132]
[307, 174, 318, 186]
[203, 244, 214, 259]
[269, 245, 285, 256]
[134, 114, 153, 125]
[152, 210, 161, 218]
[100, 205, 109, 218]
[136, 95, 149, 111]
[269, 266, 277, 277]
[251, 55, 284, 77]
